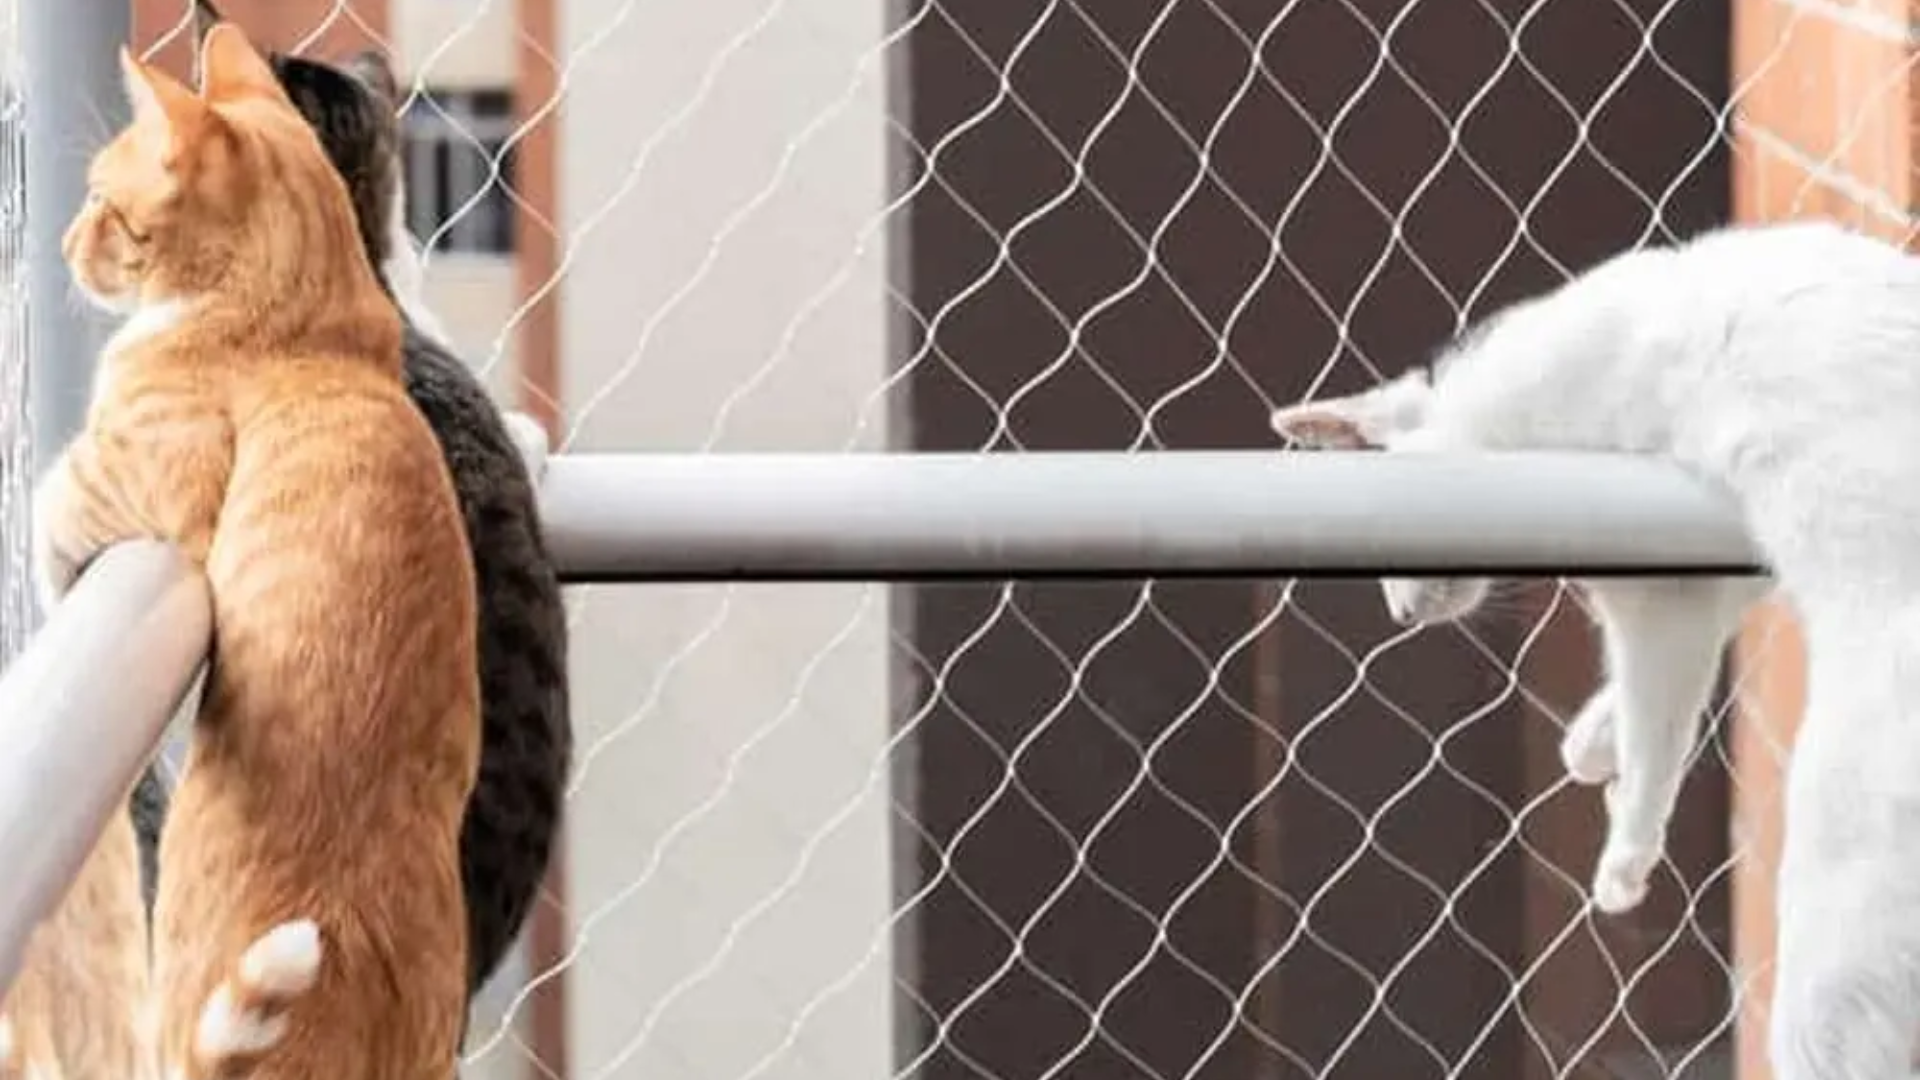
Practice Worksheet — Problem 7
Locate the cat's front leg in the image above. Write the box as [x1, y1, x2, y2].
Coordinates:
[1583, 577, 1764, 913]
[30, 453, 90, 610]
[1561, 683, 1618, 785]
[1561, 577, 1772, 795]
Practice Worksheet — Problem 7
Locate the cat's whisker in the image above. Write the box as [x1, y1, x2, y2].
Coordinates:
[79, 98, 113, 150]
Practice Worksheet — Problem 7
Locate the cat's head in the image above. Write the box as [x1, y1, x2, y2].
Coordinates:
[64, 23, 363, 310]
[1269, 368, 1493, 626]
[191, 0, 403, 276]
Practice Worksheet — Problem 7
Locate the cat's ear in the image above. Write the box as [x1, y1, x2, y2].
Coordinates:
[1269, 369, 1431, 449]
[198, 22, 288, 105]
[345, 50, 403, 108]
[191, 0, 224, 49]
[119, 47, 208, 155]
[190, 0, 224, 86]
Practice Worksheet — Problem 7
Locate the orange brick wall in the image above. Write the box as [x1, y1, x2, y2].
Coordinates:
[130, 0, 389, 78]
[1729, 1, 1917, 1077]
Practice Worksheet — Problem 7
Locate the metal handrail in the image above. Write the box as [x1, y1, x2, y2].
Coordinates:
[0, 448, 1767, 997]
[0, 541, 208, 991]
[538, 450, 1764, 582]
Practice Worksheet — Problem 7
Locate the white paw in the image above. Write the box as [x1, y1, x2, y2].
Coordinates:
[196, 920, 323, 1060]
[238, 919, 322, 995]
[1591, 842, 1659, 915]
[196, 986, 287, 1060]
[1380, 577, 1489, 627]
[502, 412, 550, 485]
[1, 1015, 15, 1068]
[1561, 687, 1618, 786]
[29, 467, 74, 610]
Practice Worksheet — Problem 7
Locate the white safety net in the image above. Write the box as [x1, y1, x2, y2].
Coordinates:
[116, 0, 1892, 1076]
[0, 4, 32, 662]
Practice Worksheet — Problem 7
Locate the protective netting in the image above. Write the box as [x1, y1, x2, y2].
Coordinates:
[106, 0, 1880, 1076]
[0, 6, 31, 664]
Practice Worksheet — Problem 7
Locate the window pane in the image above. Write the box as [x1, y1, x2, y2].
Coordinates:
[398, 88, 518, 255]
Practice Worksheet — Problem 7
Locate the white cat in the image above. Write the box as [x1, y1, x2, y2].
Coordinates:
[1271, 220, 1920, 1079]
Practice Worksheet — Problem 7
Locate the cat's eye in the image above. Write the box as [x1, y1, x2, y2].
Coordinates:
[96, 199, 148, 245]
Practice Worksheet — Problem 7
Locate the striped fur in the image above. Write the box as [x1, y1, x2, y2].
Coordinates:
[36, 24, 478, 1080]
[178, 0, 573, 999]
[0, 812, 148, 1080]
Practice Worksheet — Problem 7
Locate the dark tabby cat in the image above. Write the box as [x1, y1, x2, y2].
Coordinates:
[125, 1, 574, 998]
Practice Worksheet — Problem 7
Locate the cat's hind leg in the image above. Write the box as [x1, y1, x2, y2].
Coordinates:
[1560, 683, 1618, 785]
[1581, 577, 1763, 913]
[1768, 853, 1920, 1079]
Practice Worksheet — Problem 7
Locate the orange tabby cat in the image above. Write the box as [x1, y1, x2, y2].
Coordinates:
[33, 22, 480, 1080]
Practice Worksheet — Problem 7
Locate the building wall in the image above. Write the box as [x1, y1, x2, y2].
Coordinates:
[388, 0, 523, 409]
[133, 0, 387, 81]
[392, 0, 516, 89]
[1729, 2, 1918, 1077]
[552, 0, 896, 1078]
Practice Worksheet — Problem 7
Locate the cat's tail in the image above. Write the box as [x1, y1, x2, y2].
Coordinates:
[187, 920, 323, 1079]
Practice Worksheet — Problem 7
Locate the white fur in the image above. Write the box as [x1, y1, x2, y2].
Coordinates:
[28, 460, 76, 611]
[381, 182, 453, 346]
[102, 299, 184, 355]
[377, 158, 555, 492]
[502, 411, 551, 483]
[95, 299, 184, 398]
[193, 920, 322, 1064]
[1271, 220, 1920, 1079]
[236, 920, 322, 996]
[194, 987, 286, 1061]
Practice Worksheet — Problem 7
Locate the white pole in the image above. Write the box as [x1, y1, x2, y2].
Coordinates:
[0, 542, 208, 991]
[538, 451, 1764, 582]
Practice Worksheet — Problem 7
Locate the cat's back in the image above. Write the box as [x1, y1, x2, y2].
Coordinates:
[208, 349, 477, 767]
[1682, 222, 1920, 334]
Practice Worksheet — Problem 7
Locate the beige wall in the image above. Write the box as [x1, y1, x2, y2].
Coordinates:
[550, 0, 896, 1078]
[392, 0, 516, 87]
[416, 257, 524, 406]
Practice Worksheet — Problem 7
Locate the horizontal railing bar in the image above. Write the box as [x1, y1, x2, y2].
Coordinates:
[539, 451, 1766, 583]
[0, 450, 1760, 995]
[0, 541, 209, 992]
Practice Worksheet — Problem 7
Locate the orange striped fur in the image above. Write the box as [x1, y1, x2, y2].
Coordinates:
[0, 811, 148, 1080]
[24, 23, 479, 1080]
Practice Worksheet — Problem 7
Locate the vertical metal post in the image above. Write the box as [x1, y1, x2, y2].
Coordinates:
[21, 0, 128, 488]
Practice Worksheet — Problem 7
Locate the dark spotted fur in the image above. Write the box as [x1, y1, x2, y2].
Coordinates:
[129, 3, 574, 998]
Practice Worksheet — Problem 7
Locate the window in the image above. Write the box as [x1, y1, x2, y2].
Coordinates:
[401, 88, 516, 256]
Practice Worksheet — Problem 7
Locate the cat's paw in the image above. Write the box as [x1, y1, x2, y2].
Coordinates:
[29, 462, 79, 609]
[503, 412, 551, 485]
[195, 919, 323, 1064]
[1560, 686, 1618, 786]
[1591, 841, 1660, 915]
